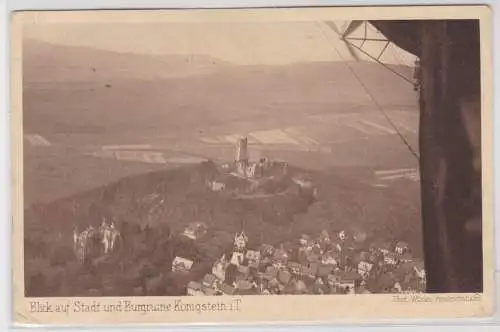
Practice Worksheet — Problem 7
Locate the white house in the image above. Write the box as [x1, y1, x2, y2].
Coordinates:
[230, 251, 245, 266]
[172, 256, 194, 272]
[187, 281, 204, 296]
[358, 261, 374, 279]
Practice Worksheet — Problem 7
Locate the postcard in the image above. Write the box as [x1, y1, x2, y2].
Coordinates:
[11, 5, 494, 325]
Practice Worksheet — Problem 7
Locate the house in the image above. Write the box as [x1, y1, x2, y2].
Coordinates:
[278, 269, 293, 285]
[202, 274, 218, 289]
[287, 261, 302, 275]
[263, 264, 277, 275]
[383, 252, 399, 265]
[207, 180, 226, 192]
[357, 250, 371, 262]
[313, 278, 329, 294]
[301, 262, 319, 278]
[378, 242, 395, 255]
[338, 230, 349, 241]
[260, 244, 275, 258]
[246, 163, 258, 178]
[220, 283, 236, 295]
[202, 286, 217, 296]
[412, 260, 426, 281]
[187, 281, 204, 296]
[321, 252, 339, 266]
[262, 265, 278, 279]
[306, 250, 321, 263]
[261, 288, 272, 295]
[172, 256, 194, 273]
[335, 270, 360, 291]
[393, 282, 403, 293]
[394, 241, 410, 255]
[292, 177, 313, 189]
[318, 229, 331, 244]
[293, 178, 317, 199]
[254, 158, 267, 178]
[234, 231, 249, 251]
[368, 251, 384, 266]
[336, 277, 356, 293]
[338, 254, 357, 271]
[182, 222, 208, 240]
[399, 252, 413, 264]
[298, 243, 313, 255]
[245, 250, 261, 268]
[299, 234, 312, 246]
[267, 278, 282, 294]
[230, 251, 245, 266]
[260, 256, 273, 266]
[357, 261, 374, 279]
[327, 274, 341, 287]
[259, 271, 276, 281]
[224, 264, 239, 285]
[272, 260, 286, 270]
[212, 255, 228, 281]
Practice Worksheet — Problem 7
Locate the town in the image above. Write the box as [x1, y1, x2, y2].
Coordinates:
[62, 136, 427, 297]
[180, 226, 426, 296]
[176, 138, 426, 296]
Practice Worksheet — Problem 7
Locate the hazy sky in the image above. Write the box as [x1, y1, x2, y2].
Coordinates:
[23, 21, 416, 66]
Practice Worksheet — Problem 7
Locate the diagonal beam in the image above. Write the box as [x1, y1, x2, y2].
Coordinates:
[344, 39, 415, 85]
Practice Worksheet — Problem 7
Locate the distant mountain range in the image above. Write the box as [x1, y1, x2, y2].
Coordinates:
[23, 39, 232, 82]
[23, 39, 417, 120]
[23, 38, 414, 87]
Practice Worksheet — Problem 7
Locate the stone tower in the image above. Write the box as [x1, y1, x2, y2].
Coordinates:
[235, 136, 248, 176]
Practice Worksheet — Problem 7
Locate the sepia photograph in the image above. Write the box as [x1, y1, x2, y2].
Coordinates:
[11, 6, 494, 324]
